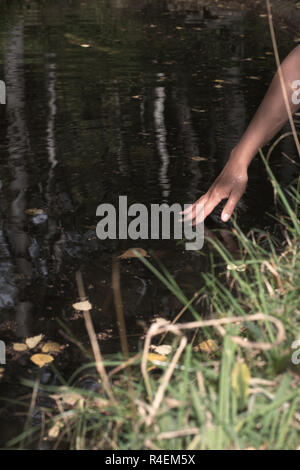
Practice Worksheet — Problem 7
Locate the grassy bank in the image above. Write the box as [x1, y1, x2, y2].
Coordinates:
[4, 156, 300, 450]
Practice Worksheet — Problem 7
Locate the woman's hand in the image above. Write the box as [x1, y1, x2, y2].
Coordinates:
[182, 154, 248, 224]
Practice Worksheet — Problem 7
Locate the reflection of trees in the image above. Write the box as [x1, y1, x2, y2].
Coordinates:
[44, 54, 66, 275]
[154, 77, 171, 200]
[4, 24, 33, 338]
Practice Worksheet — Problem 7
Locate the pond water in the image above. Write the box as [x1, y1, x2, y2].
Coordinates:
[0, 0, 299, 445]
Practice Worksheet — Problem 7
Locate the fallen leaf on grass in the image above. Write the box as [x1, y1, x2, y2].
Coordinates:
[51, 388, 84, 407]
[150, 344, 172, 355]
[193, 339, 217, 353]
[72, 300, 92, 311]
[232, 361, 250, 405]
[147, 353, 167, 363]
[48, 421, 64, 439]
[30, 353, 54, 368]
[147, 353, 168, 372]
[119, 248, 149, 259]
[25, 334, 44, 349]
[227, 263, 246, 272]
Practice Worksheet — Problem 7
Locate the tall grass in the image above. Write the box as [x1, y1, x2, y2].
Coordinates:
[3, 155, 300, 450]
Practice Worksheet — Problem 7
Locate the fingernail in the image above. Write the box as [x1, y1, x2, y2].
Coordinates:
[222, 213, 230, 222]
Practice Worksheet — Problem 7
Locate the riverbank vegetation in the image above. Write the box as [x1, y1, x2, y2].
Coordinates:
[5, 155, 300, 450]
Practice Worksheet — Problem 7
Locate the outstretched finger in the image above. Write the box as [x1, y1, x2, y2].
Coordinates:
[221, 190, 243, 222]
[191, 193, 222, 225]
[181, 196, 207, 222]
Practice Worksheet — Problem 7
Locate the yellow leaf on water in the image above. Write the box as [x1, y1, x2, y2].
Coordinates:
[25, 334, 44, 349]
[72, 300, 92, 311]
[194, 339, 217, 353]
[13, 343, 28, 352]
[30, 353, 54, 368]
[119, 248, 149, 259]
[41, 342, 62, 354]
[25, 208, 44, 216]
[191, 156, 207, 161]
[191, 108, 206, 113]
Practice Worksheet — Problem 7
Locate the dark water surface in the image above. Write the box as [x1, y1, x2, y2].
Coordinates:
[0, 0, 299, 444]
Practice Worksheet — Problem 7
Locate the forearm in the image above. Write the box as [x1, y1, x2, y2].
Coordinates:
[230, 45, 300, 168]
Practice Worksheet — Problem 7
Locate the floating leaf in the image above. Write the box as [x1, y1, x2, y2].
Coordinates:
[41, 342, 62, 354]
[30, 353, 54, 368]
[191, 108, 206, 113]
[150, 344, 172, 356]
[232, 361, 251, 406]
[193, 339, 217, 353]
[80, 44, 90, 48]
[72, 300, 92, 311]
[191, 156, 207, 161]
[119, 248, 149, 259]
[26, 334, 44, 349]
[13, 343, 28, 352]
[25, 208, 44, 216]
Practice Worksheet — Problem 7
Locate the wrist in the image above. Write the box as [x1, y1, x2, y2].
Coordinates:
[229, 143, 257, 170]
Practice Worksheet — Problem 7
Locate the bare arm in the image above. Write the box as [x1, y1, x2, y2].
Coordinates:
[183, 45, 300, 224]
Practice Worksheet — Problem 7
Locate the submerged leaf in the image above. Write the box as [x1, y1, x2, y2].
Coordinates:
[119, 248, 149, 259]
